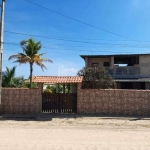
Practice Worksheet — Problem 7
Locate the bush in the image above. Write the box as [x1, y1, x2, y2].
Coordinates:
[77, 67, 116, 89]
[44, 89, 52, 93]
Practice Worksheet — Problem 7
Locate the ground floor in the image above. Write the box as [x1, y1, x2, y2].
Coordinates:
[116, 81, 150, 90]
[0, 114, 150, 150]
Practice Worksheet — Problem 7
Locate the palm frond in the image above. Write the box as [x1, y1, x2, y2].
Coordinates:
[20, 40, 27, 46]
[2, 66, 19, 87]
[8, 53, 27, 60]
[35, 60, 47, 71]
[40, 63, 47, 71]
[39, 52, 47, 56]
[41, 58, 53, 63]
[13, 60, 29, 64]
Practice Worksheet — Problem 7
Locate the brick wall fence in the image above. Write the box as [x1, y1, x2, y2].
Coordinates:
[77, 83, 150, 116]
[1, 82, 150, 116]
[0, 84, 43, 114]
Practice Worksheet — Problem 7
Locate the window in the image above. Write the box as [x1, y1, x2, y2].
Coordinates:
[92, 63, 98, 67]
[103, 62, 110, 67]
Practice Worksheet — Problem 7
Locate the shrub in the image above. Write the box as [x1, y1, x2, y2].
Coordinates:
[77, 67, 116, 89]
[44, 89, 52, 93]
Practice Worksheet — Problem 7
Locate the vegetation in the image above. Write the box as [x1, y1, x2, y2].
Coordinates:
[46, 85, 56, 93]
[46, 84, 71, 93]
[8, 38, 53, 88]
[44, 89, 52, 93]
[21, 82, 38, 88]
[2, 66, 24, 88]
[77, 67, 115, 89]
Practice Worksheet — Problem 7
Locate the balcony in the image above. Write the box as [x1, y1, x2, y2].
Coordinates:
[105, 66, 150, 79]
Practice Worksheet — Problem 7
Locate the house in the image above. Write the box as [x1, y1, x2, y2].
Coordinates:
[80, 53, 150, 90]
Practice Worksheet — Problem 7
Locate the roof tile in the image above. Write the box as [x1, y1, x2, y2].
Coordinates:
[32, 76, 83, 83]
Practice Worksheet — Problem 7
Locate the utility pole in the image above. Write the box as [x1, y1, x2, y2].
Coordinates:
[0, 0, 6, 104]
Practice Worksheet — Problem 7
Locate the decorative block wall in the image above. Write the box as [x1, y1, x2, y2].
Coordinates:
[0, 84, 43, 114]
[77, 84, 150, 116]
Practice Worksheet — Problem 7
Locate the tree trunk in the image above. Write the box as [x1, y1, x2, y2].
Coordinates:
[30, 63, 33, 88]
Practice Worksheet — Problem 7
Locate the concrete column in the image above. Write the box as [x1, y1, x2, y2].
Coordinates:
[111, 56, 114, 68]
[37, 83, 43, 113]
[38, 83, 43, 93]
[72, 84, 77, 93]
[56, 84, 59, 93]
[85, 57, 88, 67]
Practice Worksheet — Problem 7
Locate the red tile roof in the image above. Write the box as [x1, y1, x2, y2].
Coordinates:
[32, 76, 83, 83]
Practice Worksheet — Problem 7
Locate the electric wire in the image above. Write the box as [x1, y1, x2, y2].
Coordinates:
[24, 0, 142, 42]
[4, 31, 150, 47]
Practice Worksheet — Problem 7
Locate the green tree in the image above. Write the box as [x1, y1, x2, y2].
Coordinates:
[8, 38, 53, 88]
[46, 85, 56, 93]
[2, 66, 24, 87]
[21, 82, 38, 88]
[46, 84, 70, 93]
[77, 67, 115, 89]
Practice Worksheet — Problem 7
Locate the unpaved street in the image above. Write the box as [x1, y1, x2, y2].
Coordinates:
[0, 115, 150, 150]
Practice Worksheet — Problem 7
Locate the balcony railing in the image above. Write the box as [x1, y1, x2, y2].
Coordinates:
[105, 66, 141, 76]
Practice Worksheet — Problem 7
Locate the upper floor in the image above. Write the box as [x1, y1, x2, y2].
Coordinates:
[80, 53, 150, 79]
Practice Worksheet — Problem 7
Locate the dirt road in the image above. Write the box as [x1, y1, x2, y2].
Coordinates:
[0, 115, 150, 150]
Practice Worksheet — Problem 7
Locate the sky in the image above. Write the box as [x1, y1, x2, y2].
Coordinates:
[2, 0, 150, 78]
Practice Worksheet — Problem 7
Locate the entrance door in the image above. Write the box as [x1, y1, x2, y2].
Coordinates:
[42, 93, 77, 113]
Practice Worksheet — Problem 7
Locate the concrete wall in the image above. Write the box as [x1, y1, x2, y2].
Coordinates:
[77, 83, 150, 116]
[85, 55, 150, 77]
[139, 55, 150, 66]
[0, 84, 43, 114]
[139, 55, 150, 76]
[87, 57, 111, 67]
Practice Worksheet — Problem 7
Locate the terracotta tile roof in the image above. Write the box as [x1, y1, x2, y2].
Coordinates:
[32, 76, 83, 83]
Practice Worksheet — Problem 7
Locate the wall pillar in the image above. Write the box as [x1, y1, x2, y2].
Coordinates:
[111, 56, 114, 68]
[72, 84, 77, 93]
[38, 83, 43, 93]
[56, 84, 59, 93]
[38, 83, 43, 113]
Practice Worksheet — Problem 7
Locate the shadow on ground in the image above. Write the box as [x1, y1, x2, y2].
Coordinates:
[0, 113, 150, 121]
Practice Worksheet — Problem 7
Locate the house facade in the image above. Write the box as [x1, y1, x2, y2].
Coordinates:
[81, 54, 150, 90]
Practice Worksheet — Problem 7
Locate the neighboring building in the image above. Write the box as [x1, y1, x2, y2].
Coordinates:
[80, 53, 150, 90]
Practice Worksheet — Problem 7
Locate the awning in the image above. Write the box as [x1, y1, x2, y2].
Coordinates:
[32, 76, 83, 84]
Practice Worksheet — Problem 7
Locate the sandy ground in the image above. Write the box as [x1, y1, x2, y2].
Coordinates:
[0, 114, 150, 150]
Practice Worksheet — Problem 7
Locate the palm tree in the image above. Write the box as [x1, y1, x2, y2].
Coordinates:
[2, 66, 24, 87]
[8, 38, 53, 88]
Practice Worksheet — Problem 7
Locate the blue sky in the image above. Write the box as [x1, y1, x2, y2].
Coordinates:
[3, 0, 150, 78]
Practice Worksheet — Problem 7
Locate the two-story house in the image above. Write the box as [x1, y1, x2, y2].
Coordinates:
[80, 53, 150, 90]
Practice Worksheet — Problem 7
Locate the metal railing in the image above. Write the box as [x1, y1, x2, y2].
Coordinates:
[105, 66, 141, 76]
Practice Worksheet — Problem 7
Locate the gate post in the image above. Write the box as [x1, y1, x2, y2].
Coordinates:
[38, 83, 43, 113]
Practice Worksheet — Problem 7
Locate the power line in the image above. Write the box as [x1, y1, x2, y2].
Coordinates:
[3, 42, 150, 53]
[24, 0, 140, 42]
[4, 31, 150, 47]
[6, 30, 139, 45]
[4, 31, 138, 42]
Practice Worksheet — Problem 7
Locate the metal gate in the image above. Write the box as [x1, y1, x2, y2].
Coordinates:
[42, 93, 77, 113]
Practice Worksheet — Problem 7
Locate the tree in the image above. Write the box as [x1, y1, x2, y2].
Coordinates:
[77, 67, 115, 89]
[21, 82, 38, 88]
[2, 66, 24, 87]
[8, 38, 53, 88]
